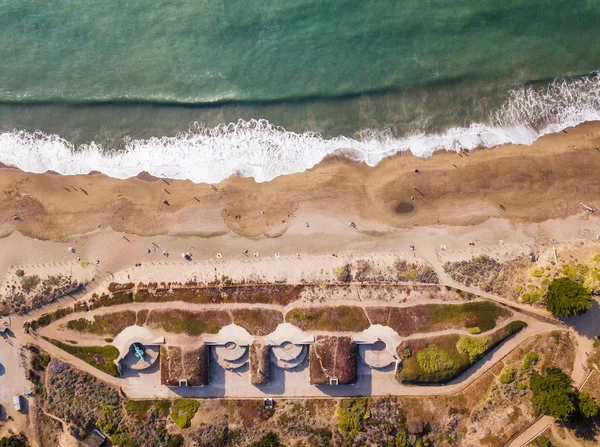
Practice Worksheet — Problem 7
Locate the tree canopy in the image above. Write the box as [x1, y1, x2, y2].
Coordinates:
[577, 392, 599, 419]
[530, 366, 575, 420]
[545, 277, 592, 317]
[0, 434, 28, 447]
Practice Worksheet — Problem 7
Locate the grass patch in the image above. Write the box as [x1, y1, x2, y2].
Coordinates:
[126, 399, 171, 421]
[286, 306, 370, 331]
[232, 308, 283, 335]
[367, 301, 510, 336]
[146, 309, 231, 335]
[416, 345, 456, 373]
[170, 399, 200, 429]
[43, 337, 119, 376]
[396, 321, 527, 384]
[65, 311, 136, 336]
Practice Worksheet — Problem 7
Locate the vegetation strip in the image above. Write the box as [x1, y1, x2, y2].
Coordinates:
[286, 306, 370, 331]
[65, 310, 136, 336]
[42, 337, 120, 376]
[396, 320, 527, 384]
[367, 301, 511, 336]
[146, 309, 231, 335]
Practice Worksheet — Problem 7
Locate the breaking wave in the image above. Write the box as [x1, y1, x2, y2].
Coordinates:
[0, 74, 599, 183]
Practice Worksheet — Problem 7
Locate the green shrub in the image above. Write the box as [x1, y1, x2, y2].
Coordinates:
[250, 432, 283, 447]
[468, 327, 481, 334]
[530, 366, 575, 420]
[170, 399, 200, 429]
[499, 365, 517, 384]
[530, 267, 545, 278]
[545, 277, 592, 317]
[530, 436, 553, 447]
[517, 381, 527, 391]
[337, 398, 369, 434]
[456, 335, 489, 362]
[416, 345, 455, 373]
[522, 351, 539, 375]
[332, 264, 352, 282]
[15, 269, 25, 278]
[577, 392, 599, 419]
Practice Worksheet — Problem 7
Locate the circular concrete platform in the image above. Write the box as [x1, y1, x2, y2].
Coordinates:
[271, 341, 307, 369]
[212, 342, 249, 370]
[358, 340, 396, 369]
[120, 343, 160, 371]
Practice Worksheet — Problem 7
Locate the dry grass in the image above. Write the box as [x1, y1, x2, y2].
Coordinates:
[367, 301, 511, 336]
[286, 306, 370, 332]
[309, 336, 357, 385]
[146, 309, 231, 335]
[134, 284, 303, 305]
[231, 308, 283, 335]
[249, 343, 270, 385]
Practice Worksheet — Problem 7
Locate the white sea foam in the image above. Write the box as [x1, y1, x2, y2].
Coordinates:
[1, 74, 599, 183]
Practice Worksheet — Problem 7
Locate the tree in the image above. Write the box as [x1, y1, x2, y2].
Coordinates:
[530, 366, 575, 420]
[0, 434, 28, 447]
[577, 392, 599, 419]
[545, 277, 592, 317]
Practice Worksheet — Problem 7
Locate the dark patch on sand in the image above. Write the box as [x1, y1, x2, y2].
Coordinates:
[395, 201, 415, 214]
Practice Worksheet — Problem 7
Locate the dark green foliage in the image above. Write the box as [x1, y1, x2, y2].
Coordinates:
[0, 434, 28, 447]
[27, 306, 74, 330]
[530, 366, 575, 420]
[250, 432, 283, 447]
[167, 434, 184, 447]
[545, 278, 592, 317]
[529, 436, 553, 447]
[577, 392, 599, 419]
[30, 351, 51, 371]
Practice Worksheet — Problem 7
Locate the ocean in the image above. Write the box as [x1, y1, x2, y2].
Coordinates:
[1, 0, 600, 182]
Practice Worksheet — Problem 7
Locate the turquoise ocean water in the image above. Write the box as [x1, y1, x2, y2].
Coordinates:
[1, 0, 600, 182]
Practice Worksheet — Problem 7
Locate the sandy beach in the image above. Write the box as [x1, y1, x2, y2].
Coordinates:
[0, 121, 599, 284]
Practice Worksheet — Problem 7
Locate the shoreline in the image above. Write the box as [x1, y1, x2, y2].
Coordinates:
[0, 120, 599, 242]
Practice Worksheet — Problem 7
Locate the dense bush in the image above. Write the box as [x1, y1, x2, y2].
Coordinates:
[530, 366, 575, 420]
[456, 335, 489, 362]
[499, 365, 517, 384]
[0, 434, 28, 447]
[577, 392, 599, 419]
[250, 432, 283, 447]
[522, 351, 539, 375]
[337, 398, 369, 434]
[545, 278, 592, 317]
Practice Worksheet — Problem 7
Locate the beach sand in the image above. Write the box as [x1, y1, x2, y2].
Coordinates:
[0, 121, 599, 286]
